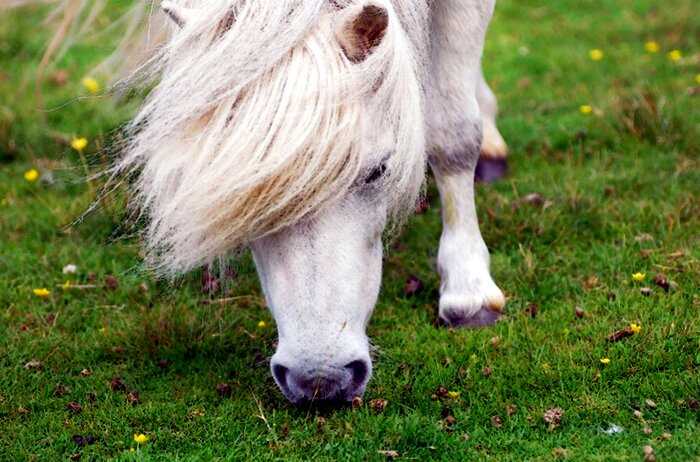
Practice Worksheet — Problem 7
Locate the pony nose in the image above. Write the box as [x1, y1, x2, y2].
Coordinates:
[272, 359, 370, 404]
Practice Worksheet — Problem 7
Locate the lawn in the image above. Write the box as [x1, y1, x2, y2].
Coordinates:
[1, 0, 699, 460]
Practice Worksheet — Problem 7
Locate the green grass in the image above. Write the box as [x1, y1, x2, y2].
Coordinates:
[1, 0, 699, 460]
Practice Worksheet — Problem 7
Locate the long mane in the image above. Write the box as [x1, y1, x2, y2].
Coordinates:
[19, 0, 427, 276]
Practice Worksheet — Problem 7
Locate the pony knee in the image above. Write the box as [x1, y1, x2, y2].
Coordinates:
[428, 120, 483, 174]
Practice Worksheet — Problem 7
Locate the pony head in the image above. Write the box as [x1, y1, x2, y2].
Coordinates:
[121, 0, 425, 404]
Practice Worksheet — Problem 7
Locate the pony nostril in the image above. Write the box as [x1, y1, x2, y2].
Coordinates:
[272, 364, 290, 390]
[345, 359, 369, 387]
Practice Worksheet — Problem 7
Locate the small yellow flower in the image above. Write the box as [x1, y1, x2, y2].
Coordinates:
[447, 391, 460, 399]
[667, 50, 682, 62]
[632, 272, 646, 282]
[579, 105, 593, 115]
[630, 323, 641, 334]
[33, 288, 51, 298]
[644, 41, 660, 53]
[589, 49, 604, 61]
[695, 74, 700, 85]
[71, 137, 88, 152]
[61, 280, 72, 290]
[24, 169, 40, 182]
[133, 433, 149, 445]
[81, 77, 100, 94]
[99, 327, 107, 334]
[257, 320, 267, 328]
[600, 357, 611, 365]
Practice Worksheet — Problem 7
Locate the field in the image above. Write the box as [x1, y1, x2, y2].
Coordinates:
[1, 0, 699, 460]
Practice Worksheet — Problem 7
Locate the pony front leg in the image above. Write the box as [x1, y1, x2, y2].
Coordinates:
[427, 0, 505, 327]
[431, 163, 505, 327]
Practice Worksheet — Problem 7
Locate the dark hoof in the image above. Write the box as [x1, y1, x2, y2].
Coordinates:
[439, 306, 502, 328]
[475, 157, 508, 183]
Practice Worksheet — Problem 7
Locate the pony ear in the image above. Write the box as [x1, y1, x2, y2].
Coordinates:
[161, 1, 199, 28]
[337, 4, 389, 63]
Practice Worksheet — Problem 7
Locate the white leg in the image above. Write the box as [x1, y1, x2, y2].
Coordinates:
[427, 0, 505, 327]
[432, 168, 505, 326]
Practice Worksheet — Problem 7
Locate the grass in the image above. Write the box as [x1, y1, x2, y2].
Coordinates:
[1, 0, 699, 460]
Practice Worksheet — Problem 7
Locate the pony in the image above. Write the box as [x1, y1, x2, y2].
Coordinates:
[19, 0, 509, 404]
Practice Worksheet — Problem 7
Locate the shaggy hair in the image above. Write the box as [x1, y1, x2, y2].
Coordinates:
[15, 0, 427, 276]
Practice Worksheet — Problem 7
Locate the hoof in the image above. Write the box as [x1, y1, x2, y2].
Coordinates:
[475, 157, 508, 183]
[439, 306, 502, 328]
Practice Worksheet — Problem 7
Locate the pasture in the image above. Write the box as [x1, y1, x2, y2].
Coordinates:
[1, 0, 698, 460]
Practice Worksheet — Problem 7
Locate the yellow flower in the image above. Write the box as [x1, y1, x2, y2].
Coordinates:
[667, 50, 682, 62]
[579, 105, 593, 115]
[61, 280, 72, 290]
[71, 137, 88, 152]
[644, 41, 660, 53]
[695, 74, 700, 85]
[632, 272, 646, 282]
[630, 323, 641, 334]
[81, 77, 100, 94]
[600, 357, 611, 365]
[589, 49, 604, 61]
[133, 433, 149, 445]
[24, 168, 40, 182]
[447, 391, 460, 399]
[33, 288, 51, 298]
[257, 320, 267, 328]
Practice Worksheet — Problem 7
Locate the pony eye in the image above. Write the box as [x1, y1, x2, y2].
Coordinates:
[364, 163, 387, 184]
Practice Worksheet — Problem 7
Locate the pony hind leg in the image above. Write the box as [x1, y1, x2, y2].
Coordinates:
[427, 0, 505, 327]
[476, 67, 509, 182]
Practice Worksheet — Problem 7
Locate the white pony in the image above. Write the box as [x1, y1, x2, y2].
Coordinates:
[24, 0, 509, 404]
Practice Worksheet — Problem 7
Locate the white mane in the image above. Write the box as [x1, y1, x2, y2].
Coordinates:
[111, 0, 426, 275]
[6, 0, 427, 275]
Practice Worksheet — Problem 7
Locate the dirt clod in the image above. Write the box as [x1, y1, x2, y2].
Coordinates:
[608, 326, 634, 342]
[652, 274, 670, 292]
[543, 407, 564, 428]
[53, 384, 70, 397]
[435, 386, 449, 398]
[126, 391, 140, 406]
[403, 275, 423, 297]
[216, 383, 232, 398]
[104, 275, 119, 290]
[643, 445, 656, 462]
[524, 303, 538, 318]
[370, 399, 388, 413]
[110, 377, 126, 392]
[24, 360, 43, 371]
[65, 401, 82, 413]
[352, 396, 363, 409]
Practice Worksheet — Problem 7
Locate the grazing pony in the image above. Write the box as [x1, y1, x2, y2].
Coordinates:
[25, 0, 509, 404]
